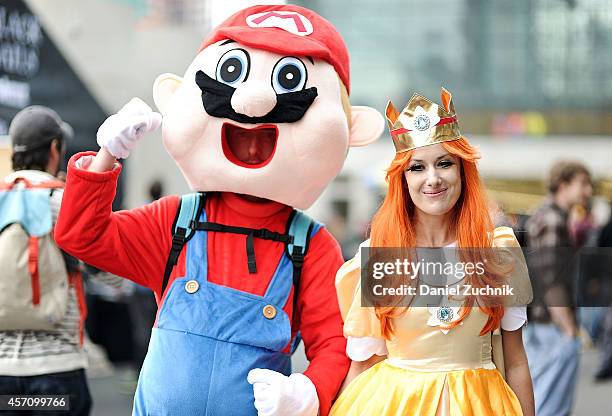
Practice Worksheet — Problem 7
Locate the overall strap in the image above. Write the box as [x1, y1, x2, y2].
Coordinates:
[161, 193, 205, 296]
[191, 221, 292, 274]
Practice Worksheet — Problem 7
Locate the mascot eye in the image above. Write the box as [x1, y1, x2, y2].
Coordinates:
[272, 57, 307, 94]
[216, 49, 250, 85]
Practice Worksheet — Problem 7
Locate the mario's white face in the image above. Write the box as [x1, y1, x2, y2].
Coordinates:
[154, 40, 383, 209]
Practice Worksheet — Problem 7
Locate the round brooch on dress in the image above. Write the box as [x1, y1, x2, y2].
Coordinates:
[427, 304, 462, 334]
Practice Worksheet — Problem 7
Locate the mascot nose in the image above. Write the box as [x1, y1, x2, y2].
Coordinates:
[231, 82, 277, 118]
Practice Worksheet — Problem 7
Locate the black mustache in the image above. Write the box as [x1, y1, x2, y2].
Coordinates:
[195, 70, 318, 124]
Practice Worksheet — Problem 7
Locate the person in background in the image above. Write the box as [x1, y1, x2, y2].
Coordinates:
[0, 106, 91, 415]
[568, 203, 595, 249]
[594, 212, 612, 381]
[524, 160, 592, 416]
[84, 265, 135, 365]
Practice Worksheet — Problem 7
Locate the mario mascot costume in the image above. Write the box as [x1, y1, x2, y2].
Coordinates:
[55, 5, 384, 416]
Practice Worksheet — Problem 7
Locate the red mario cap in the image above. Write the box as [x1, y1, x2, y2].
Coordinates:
[199, 5, 351, 93]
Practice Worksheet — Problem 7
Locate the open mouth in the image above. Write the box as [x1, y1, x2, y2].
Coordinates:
[221, 123, 278, 169]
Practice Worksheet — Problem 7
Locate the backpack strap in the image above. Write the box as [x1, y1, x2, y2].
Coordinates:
[69, 271, 87, 346]
[0, 177, 64, 191]
[191, 209, 314, 303]
[285, 210, 315, 354]
[161, 193, 205, 297]
[161, 200, 315, 315]
[191, 221, 292, 274]
[31, 179, 65, 190]
[285, 210, 315, 311]
[27, 236, 41, 305]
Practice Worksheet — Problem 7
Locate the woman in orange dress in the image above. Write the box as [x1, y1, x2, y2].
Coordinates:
[330, 89, 535, 416]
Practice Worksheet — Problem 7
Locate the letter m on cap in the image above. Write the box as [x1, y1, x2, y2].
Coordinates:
[246, 11, 314, 36]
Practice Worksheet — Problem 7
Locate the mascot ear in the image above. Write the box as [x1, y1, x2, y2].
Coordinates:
[348, 106, 385, 147]
[153, 73, 183, 115]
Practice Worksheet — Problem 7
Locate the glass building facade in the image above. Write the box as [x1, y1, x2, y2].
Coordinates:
[296, 0, 612, 134]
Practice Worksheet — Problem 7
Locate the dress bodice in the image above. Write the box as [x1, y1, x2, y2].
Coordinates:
[337, 227, 533, 371]
[384, 306, 495, 371]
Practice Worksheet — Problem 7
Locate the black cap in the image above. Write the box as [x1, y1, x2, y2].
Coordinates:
[9, 106, 73, 153]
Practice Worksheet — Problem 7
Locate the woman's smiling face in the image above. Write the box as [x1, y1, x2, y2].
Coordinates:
[404, 143, 462, 218]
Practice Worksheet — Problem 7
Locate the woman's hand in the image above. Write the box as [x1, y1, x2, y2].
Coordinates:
[502, 327, 535, 416]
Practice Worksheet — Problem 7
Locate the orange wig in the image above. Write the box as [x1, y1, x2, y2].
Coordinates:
[369, 137, 504, 339]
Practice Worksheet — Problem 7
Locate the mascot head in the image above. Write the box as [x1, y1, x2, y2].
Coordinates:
[154, 4, 383, 209]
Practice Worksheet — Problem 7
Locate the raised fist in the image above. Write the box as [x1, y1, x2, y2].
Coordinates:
[96, 98, 162, 159]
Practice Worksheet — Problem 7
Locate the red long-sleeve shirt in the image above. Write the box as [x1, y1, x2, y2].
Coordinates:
[55, 152, 349, 415]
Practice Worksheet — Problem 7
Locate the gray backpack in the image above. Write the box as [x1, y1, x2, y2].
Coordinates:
[0, 176, 69, 330]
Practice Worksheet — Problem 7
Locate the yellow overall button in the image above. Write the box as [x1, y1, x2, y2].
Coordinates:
[263, 304, 277, 320]
[185, 280, 199, 294]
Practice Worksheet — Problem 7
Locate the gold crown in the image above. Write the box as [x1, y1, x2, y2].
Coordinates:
[385, 88, 461, 153]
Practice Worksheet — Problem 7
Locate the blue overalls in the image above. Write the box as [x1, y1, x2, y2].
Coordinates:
[133, 194, 319, 415]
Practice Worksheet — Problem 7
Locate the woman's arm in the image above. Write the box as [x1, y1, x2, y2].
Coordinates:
[502, 328, 535, 416]
[338, 354, 386, 395]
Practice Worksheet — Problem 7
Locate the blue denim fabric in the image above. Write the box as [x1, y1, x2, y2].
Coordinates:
[133, 207, 321, 415]
[524, 323, 581, 416]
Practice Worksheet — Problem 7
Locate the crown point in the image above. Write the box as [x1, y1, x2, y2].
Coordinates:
[385, 100, 399, 124]
[440, 87, 454, 114]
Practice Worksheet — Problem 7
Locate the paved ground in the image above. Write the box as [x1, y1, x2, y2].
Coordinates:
[574, 348, 611, 416]
[88, 347, 611, 415]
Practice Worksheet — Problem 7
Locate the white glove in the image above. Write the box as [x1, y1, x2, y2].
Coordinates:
[247, 369, 319, 416]
[96, 97, 162, 159]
